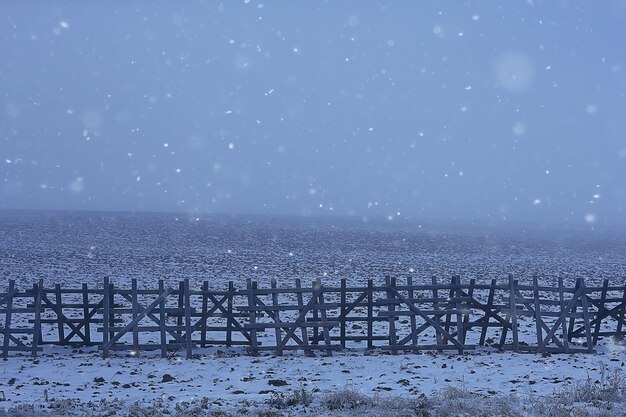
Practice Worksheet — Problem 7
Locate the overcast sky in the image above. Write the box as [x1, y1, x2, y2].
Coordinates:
[1, 1, 626, 225]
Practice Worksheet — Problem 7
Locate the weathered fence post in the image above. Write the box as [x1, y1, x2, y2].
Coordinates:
[55, 283, 65, 344]
[579, 278, 593, 352]
[532, 275, 543, 347]
[158, 279, 167, 358]
[432, 276, 443, 351]
[184, 279, 193, 359]
[386, 275, 397, 354]
[479, 278, 497, 346]
[227, 280, 234, 347]
[340, 278, 347, 349]
[102, 276, 110, 358]
[201, 281, 209, 348]
[367, 279, 374, 349]
[508, 274, 519, 351]
[32, 279, 43, 357]
[131, 279, 139, 356]
[407, 276, 417, 348]
[558, 277, 569, 353]
[246, 279, 259, 356]
[271, 278, 282, 356]
[295, 278, 312, 356]
[82, 283, 91, 345]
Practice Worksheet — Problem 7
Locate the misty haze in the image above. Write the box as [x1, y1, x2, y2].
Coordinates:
[2, 1, 626, 226]
[2, 2, 626, 417]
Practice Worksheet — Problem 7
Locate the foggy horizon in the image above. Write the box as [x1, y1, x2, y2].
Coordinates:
[2, 1, 626, 227]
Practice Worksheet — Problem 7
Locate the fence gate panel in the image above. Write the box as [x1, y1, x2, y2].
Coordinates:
[0, 280, 42, 358]
[238, 278, 341, 356]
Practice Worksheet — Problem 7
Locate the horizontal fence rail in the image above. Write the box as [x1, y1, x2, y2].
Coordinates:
[1, 276, 625, 359]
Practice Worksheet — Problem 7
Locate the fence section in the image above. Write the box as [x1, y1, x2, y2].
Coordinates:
[1, 276, 625, 359]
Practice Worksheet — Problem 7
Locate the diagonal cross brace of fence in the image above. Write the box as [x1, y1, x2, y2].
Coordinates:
[1, 276, 625, 359]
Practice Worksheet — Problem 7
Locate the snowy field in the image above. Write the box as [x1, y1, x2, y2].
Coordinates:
[1, 210, 626, 416]
[2, 210, 626, 289]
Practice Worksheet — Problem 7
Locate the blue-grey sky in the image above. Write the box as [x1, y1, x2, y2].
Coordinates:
[1, 1, 626, 225]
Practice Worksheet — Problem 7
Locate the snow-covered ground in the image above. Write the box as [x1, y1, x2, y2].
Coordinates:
[1, 345, 625, 415]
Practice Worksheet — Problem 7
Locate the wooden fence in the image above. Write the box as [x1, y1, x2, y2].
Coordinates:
[1, 276, 625, 359]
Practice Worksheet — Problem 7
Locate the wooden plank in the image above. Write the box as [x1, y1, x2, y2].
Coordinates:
[386, 276, 397, 354]
[131, 279, 140, 355]
[159, 280, 167, 358]
[479, 279, 497, 346]
[32, 279, 43, 357]
[316, 278, 334, 356]
[55, 283, 65, 344]
[176, 281, 184, 342]
[340, 278, 347, 348]
[533, 275, 543, 347]
[508, 275, 519, 351]
[567, 279, 581, 338]
[407, 276, 417, 347]
[443, 276, 455, 345]
[432, 277, 443, 350]
[102, 277, 110, 358]
[200, 281, 209, 348]
[460, 278, 474, 344]
[82, 283, 91, 345]
[367, 279, 374, 349]
[246, 279, 259, 356]
[558, 277, 570, 353]
[579, 279, 594, 353]
[1, 280, 14, 358]
[227, 281, 234, 347]
[453, 275, 464, 347]
[295, 279, 312, 356]
[618, 284, 626, 339]
[592, 280, 609, 344]
[271, 278, 282, 356]
[184, 279, 193, 359]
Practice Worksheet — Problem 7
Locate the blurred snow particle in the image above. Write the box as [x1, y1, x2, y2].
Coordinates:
[532, 198, 541, 205]
[236, 55, 252, 71]
[59, 21, 70, 29]
[585, 213, 597, 224]
[347, 15, 360, 27]
[586, 104, 598, 114]
[472, 14, 480, 20]
[512, 121, 526, 136]
[494, 51, 536, 93]
[69, 177, 84, 193]
[82, 110, 103, 130]
[433, 26, 443, 37]
[387, 40, 395, 47]
[4, 103, 19, 118]
[228, 142, 235, 150]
